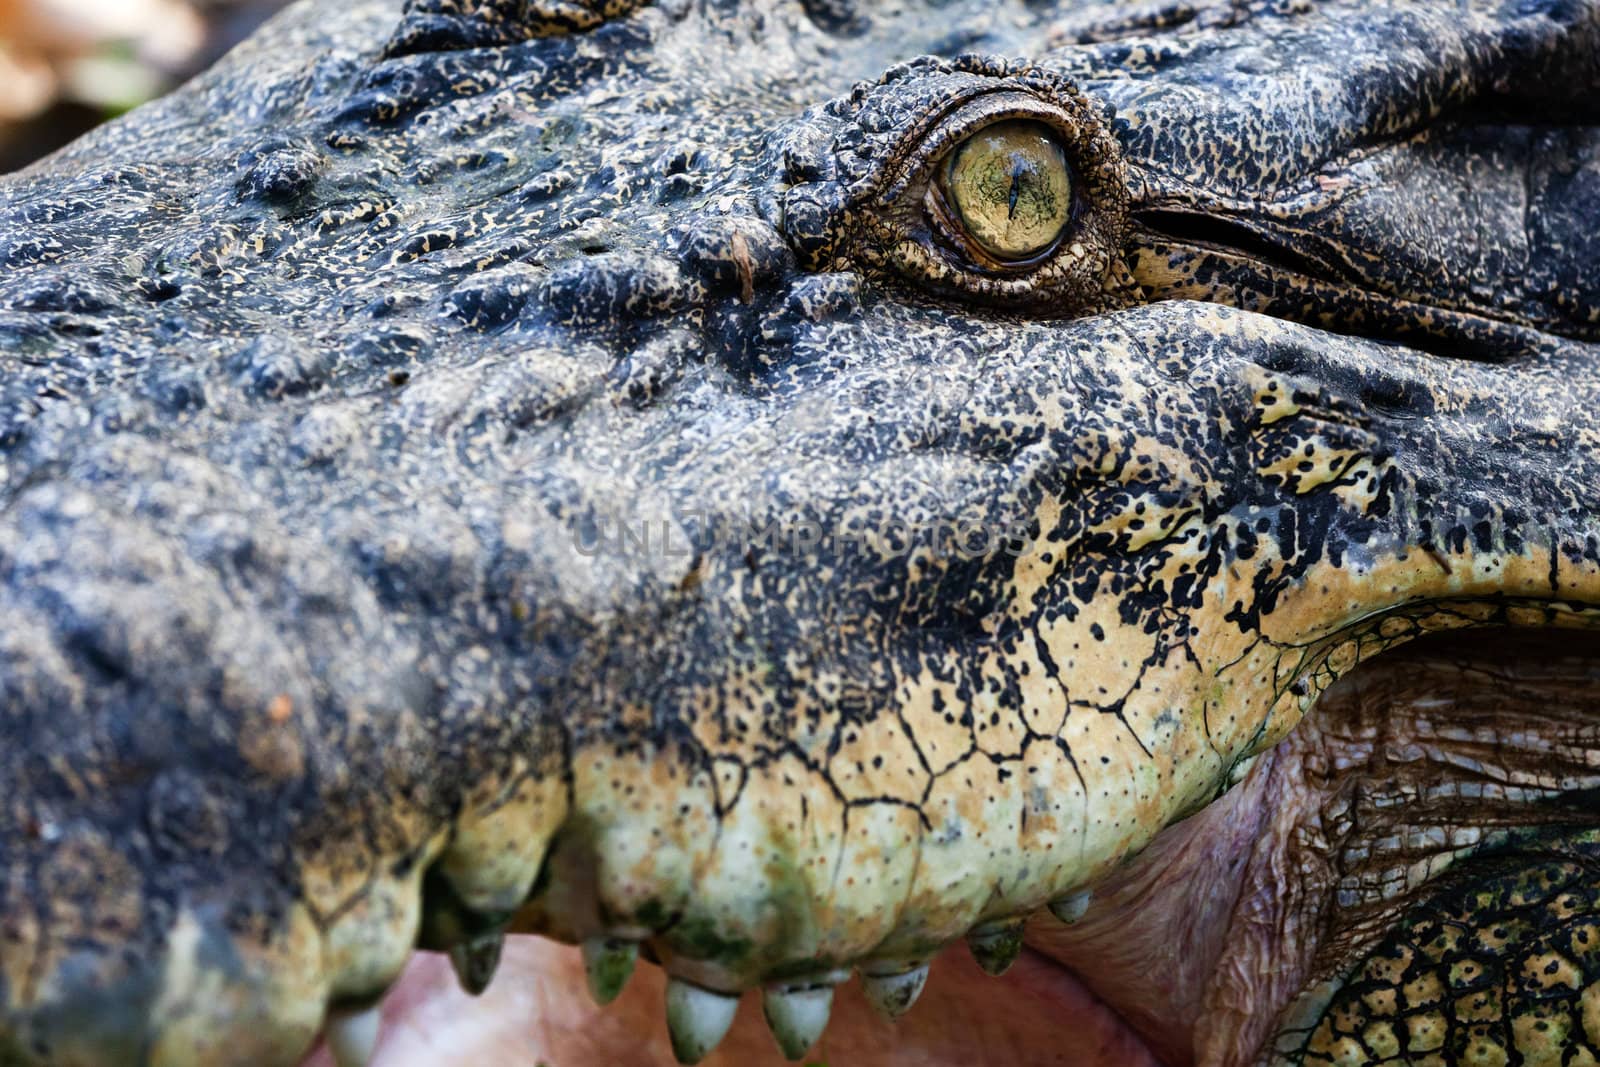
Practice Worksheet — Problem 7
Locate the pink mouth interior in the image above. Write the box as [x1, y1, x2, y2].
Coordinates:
[300, 936, 1162, 1067]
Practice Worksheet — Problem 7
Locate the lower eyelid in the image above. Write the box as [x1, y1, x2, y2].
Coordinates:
[923, 186, 1068, 275]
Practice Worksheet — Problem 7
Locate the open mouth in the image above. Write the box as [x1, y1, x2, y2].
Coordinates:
[292, 625, 1600, 1067]
[299, 941, 1160, 1067]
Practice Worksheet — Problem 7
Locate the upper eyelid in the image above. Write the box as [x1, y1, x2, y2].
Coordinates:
[875, 91, 1077, 207]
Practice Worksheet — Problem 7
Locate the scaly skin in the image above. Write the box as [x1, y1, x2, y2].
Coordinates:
[0, 0, 1597, 1063]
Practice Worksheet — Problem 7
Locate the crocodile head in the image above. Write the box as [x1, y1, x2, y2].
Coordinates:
[1, 0, 1598, 1064]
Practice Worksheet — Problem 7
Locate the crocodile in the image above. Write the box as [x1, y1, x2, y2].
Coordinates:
[1, 0, 1598, 1064]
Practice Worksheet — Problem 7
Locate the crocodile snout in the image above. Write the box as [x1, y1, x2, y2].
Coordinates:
[4, 0, 1600, 1063]
[10, 287, 1600, 1066]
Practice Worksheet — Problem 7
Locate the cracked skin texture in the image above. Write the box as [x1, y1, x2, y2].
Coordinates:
[0, 0, 1599, 1063]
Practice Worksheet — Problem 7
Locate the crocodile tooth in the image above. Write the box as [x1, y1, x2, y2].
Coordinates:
[581, 936, 640, 1005]
[967, 918, 1025, 976]
[326, 1004, 383, 1067]
[859, 963, 930, 1019]
[1048, 889, 1093, 924]
[665, 978, 740, 1064]
[448, 932, 505, 996]
[762, 981, 835, 1060]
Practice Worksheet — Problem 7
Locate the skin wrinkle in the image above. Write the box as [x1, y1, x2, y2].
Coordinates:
[1194, 728, 1337, 1067]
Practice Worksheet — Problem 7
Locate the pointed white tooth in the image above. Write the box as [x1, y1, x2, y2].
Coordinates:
[665, 977, 740, 1064]
[581, 937, 640, 1005]
[762, 982, 834, 1060]
[967, 919, 1024, 976]
[327, 1004, 382, 1067]
[1048, 889, 1093, 925]
[449, 932, 504, 996]
[860, 963, 929, 1020]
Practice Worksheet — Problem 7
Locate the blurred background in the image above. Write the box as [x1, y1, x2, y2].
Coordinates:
[0, 0, 292, 172]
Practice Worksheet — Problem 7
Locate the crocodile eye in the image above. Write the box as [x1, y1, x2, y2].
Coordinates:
[935, 121, 1073, 263]
[791, 62, 1132, 315]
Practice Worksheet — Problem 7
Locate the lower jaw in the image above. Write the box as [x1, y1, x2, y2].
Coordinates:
[300, 937, 1163, 1067]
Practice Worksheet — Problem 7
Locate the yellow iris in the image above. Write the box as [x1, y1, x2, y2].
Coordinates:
[940, 120, 1073, 261]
